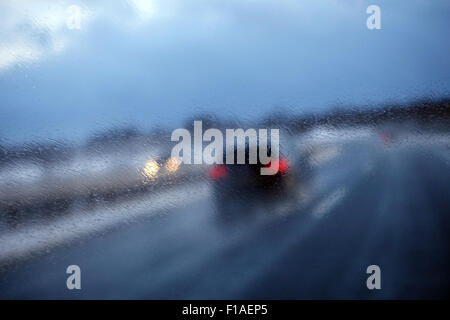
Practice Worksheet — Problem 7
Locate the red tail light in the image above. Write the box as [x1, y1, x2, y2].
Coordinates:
[208, 165, 227, 180]
[278, 158, 288, 174]
[264, 157, 289, 175]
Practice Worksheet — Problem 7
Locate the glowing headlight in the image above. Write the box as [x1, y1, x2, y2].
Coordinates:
[142, 159, 159, 179]
[165, 157, 181, 173]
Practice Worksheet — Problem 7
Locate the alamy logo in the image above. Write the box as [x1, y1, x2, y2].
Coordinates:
[67, 5, 82, 30]
[66, 265, 81, 290]
[366, 5, 381, 30]
[171, 121, 280, 175]
[366, 265, 381, 290]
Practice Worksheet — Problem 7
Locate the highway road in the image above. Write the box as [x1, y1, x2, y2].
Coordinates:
[1, 132, 449, 299]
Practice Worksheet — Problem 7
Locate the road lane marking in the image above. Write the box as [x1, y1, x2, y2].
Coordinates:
[0, 182, 210, 264]
[311, 187, 347, 218]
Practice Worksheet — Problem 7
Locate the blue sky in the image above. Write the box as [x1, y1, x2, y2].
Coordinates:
[0, 0, 449, 144]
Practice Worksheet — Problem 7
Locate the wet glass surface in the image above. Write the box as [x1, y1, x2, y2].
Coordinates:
[0, 0, 449, 299]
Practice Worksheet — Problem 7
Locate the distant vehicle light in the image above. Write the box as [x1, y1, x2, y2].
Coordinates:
[142, 159, 159, 179]
[208, 164, 227, 180]
[380, 132, 392, 144]
[165, 157, 181, 173]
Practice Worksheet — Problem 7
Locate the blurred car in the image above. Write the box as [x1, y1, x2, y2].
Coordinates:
[208, 134, 310, 202]
[209, 151, 291, 194]
[207, 134, 315, 228]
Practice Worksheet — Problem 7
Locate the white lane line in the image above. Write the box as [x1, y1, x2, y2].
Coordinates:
[311, 187, 347, 218]
[0, 182, 210, 263]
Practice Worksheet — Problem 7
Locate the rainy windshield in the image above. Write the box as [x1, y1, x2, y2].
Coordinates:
[0, 0, 449, 300]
